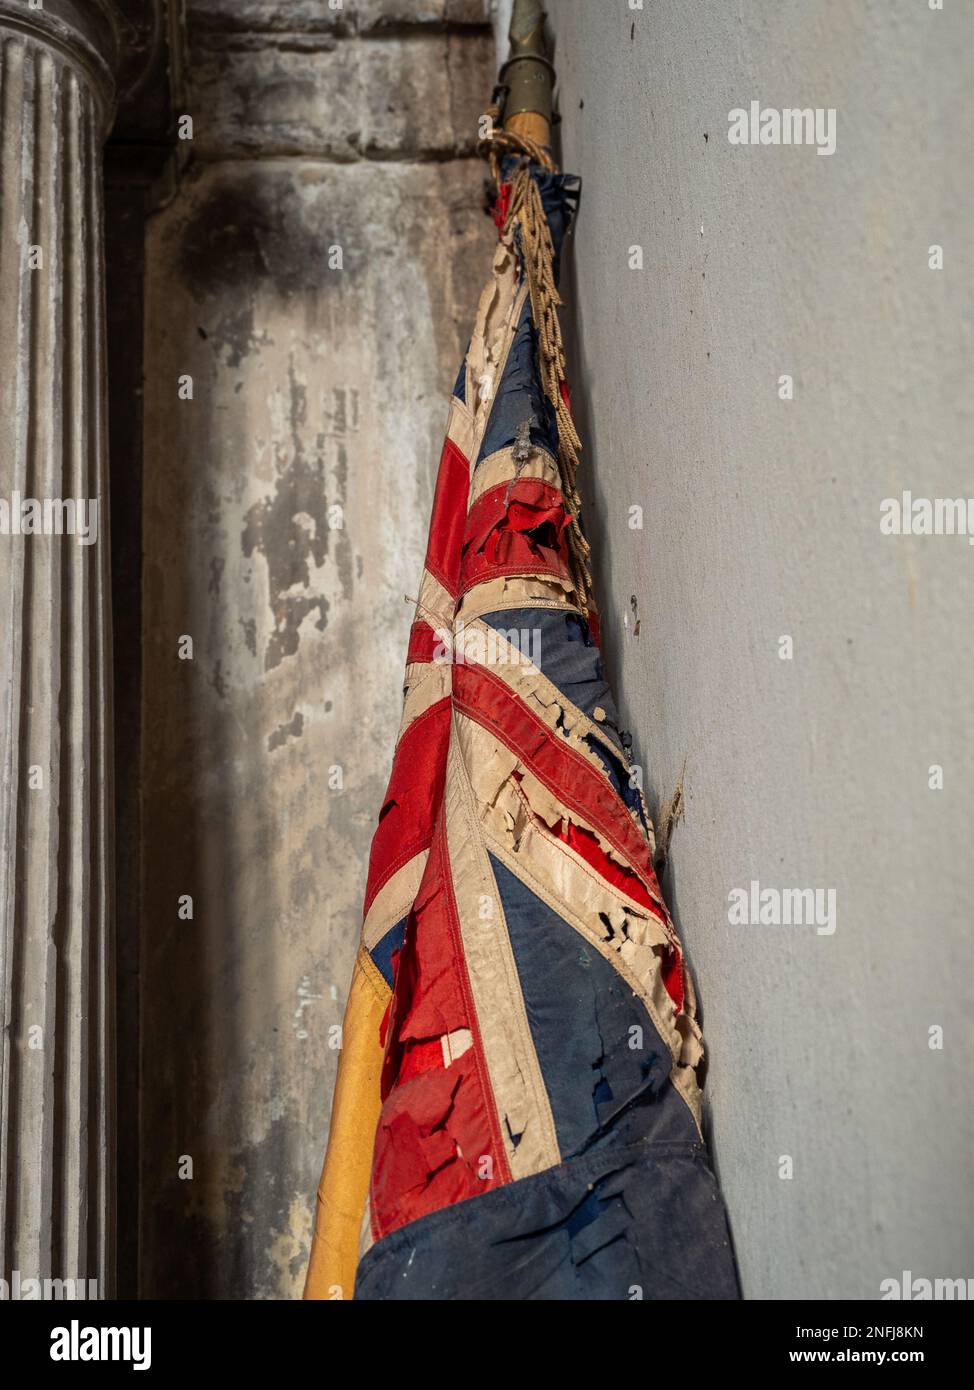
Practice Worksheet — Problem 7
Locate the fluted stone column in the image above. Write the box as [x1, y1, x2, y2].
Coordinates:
[0, 0, 118, 1295]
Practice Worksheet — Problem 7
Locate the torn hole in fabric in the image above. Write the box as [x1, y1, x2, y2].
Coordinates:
[463, 479, 571, 575]
[371, 835, 509, 1240]
[499, 772, 683, 1009]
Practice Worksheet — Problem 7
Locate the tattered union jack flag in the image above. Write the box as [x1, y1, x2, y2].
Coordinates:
[305, 155, 740, 1302]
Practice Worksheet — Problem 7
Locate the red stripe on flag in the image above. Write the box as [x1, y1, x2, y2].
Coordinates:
[455, 664, 685, 1007]
[371, 815, 510, 1239]
[453, 663, 669, 917]
[558, 816, 663, 918]
[424, 438, 470, 598]
[459, 478, 573, 595]
[557, 818, 683, 1009]
[363, 697, 452, 916]
[406, 619, 443, 666]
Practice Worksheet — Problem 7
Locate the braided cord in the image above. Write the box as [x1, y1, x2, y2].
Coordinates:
[478, 120, 592, 612]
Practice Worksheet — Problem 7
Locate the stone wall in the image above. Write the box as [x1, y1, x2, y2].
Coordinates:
[137, 0, 494, 1299]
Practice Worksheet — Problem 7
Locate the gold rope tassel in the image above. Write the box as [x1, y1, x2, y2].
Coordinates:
[479, 120, 593, 613]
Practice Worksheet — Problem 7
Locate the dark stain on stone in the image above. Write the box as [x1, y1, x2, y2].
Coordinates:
[177, 171, 352, 304]
[333, 441, 348, 494]
[209, 555, 225, 595]
[239, 617, 257, 656]
[211, 660, 228, 699]
[210, 301, 260, 369]
[333, 443, 354, 601]
[324, 387, 356, 602]
[202, 481, 222, 525]
[290, 362, 307, 436]
[328, 384, 359, 437]
[175, 1111, 312, 1299]
[265, 595, 329, 670]
[268, 710, 304, 752]
[332, 387, 347, 435]
[242, 360, 333, 669]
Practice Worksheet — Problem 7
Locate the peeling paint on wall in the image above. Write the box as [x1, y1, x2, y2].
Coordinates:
[139, 1, 495, 1299]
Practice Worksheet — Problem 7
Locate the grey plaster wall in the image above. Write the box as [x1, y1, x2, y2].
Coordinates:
[547, 0, 973, 1299]
[138, 0, 494, 1299]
